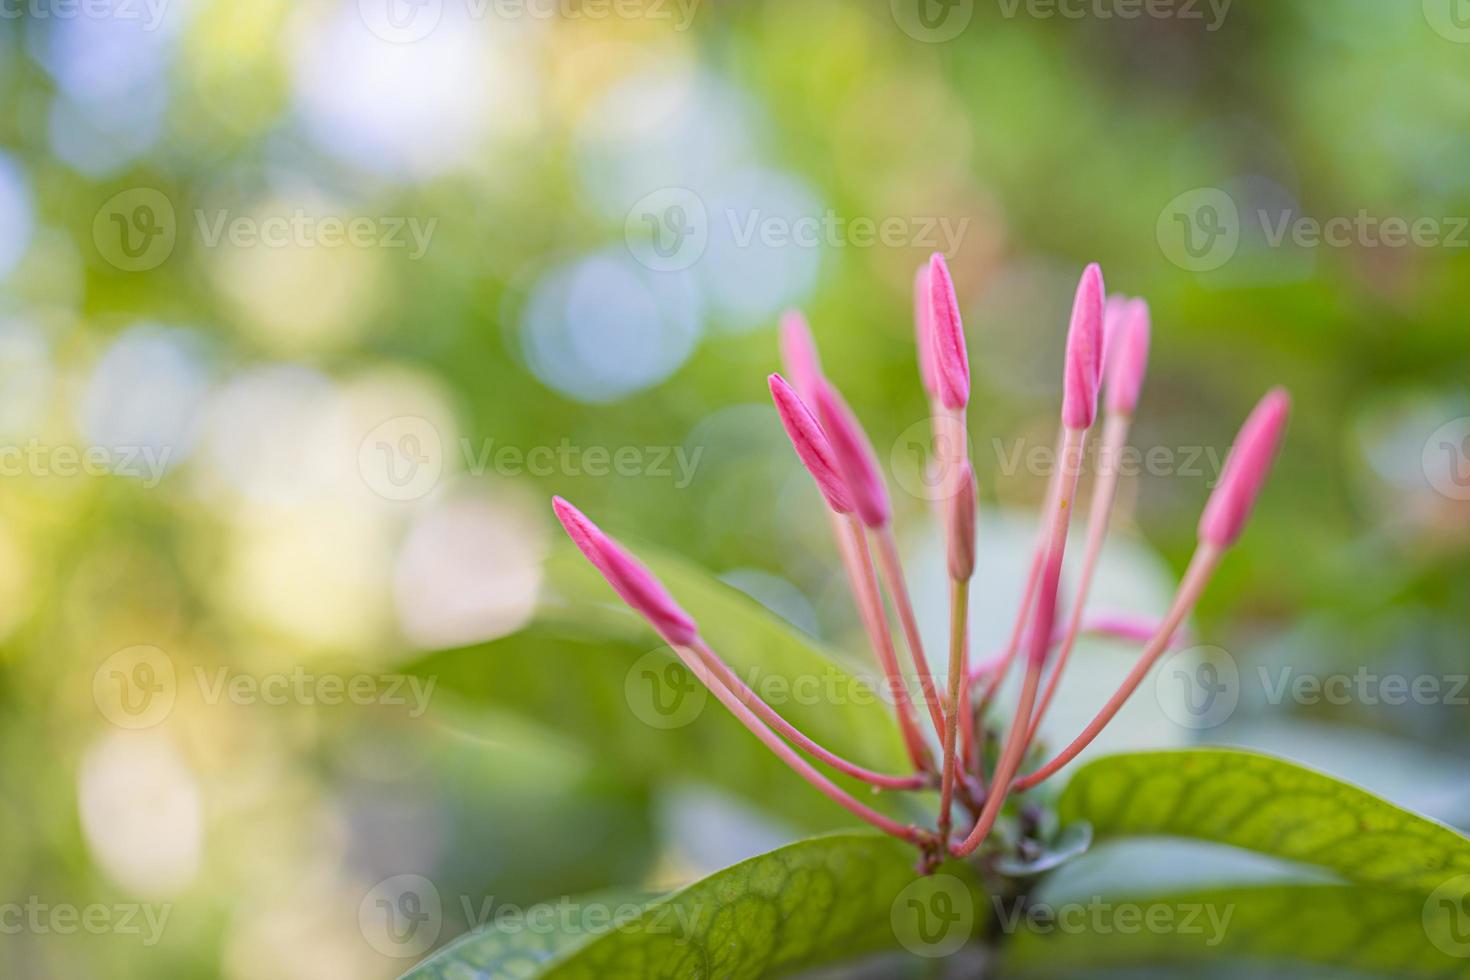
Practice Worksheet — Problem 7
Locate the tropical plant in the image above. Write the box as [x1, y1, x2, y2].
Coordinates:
[404, 257, 1470, 978]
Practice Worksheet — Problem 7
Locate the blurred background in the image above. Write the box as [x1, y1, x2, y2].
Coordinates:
[1, 0, 1469, 976]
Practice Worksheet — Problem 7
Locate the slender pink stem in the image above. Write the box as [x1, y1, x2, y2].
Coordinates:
[689, 639, 928, 791]
[952, 426, 1086, 858]
[938, 578, 969, 844]
[944, 403, 976, 768]
[1081, 612, 1187, 646]
[673, 642, 931, 844]
[1025, 413, 1130, 746]
[1013, 544, 1222, 792]
[845, 515, 934, 773]
[970, 613, 1185, 683]
[830, 510, 929, 773]
[975, 427, 1065, 708]
[875, 526, 946, 740]
[958, 629, 976, 771]
[828, 509, 869, 624]
[951, 657, 1040, 857]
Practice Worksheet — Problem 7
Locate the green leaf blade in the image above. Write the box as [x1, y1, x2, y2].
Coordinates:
[1059, 748, 1470, 893]
[405, 834, 987, 980]
[1005, 882, 1470, 978]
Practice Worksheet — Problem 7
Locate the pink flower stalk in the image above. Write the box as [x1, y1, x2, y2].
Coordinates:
[779, 310, 823, 401]
[1014, 387, 1290, 793]
[947, 462, 977, 582]
[928, 254, 970, 411]
[1061, 263, 1105, 431]
[769, 374, 855, 515]
[813, 382, 892, 529]
[1199, 388, 1291, 549]
[914, 264, 939, 399]
[552, 497, 698, 646]
[1104, 298, 1150, 417]
[551, 250, 1292, 868]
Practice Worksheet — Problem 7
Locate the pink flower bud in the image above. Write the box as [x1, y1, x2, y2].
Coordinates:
[553, 495, 609, 573]
[947, 462, 977, 581]
[779, 310, 823, 402]
[1061, 263, 1105, 430]
[1104, 298, 1150, 417]
[1198, 388, 1291, 549]
[768, 374, 855, 515]
[813, 382, 892, 528]
[928, 254, 970, 411]
[913, 263, 938, 398]
[1101, 294, 1129, 370]
[552, 497, 699, 646]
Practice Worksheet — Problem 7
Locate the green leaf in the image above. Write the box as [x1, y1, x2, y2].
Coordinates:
[544, 546, 911, 772]
[1005, 882, 1470, 978]
[402, 890, 652, 980]
[1059, 748, 1470, 893]
[404, 834, 987, 980]
[407, 546, 919, 830]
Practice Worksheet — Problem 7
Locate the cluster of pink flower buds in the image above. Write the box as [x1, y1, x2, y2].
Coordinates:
[554, 255, 1289, 866]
